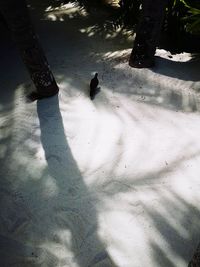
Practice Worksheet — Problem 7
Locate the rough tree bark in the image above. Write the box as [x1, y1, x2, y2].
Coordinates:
[129, 0, 168, 68]
[0, 0, 59, 98]
[188, 243, 200, 267]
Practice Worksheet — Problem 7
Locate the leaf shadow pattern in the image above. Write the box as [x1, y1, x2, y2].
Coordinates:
[145, 191, 200, 267]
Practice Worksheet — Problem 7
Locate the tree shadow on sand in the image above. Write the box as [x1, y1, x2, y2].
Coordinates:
[31, 95, 117, 266]
[0, 95, 117, 266]
[152, 56, 200, 82]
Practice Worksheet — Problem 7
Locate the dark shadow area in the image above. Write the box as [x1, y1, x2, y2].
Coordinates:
[28, 0, 123, 35]
[0, 21, 29, 108]
[159, 32, 200, 55]
[0, 95, 117, 266]
[153, 56, 200, 82]
[28, 0, 200, 55]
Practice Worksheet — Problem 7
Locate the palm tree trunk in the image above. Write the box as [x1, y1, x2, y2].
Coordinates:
[0, 0, 58, 94]
[188, 243, 200, 267]
[129, 0, 168, 68]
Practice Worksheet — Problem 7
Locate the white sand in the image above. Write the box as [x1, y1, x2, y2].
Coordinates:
[0, 2, 200, 267]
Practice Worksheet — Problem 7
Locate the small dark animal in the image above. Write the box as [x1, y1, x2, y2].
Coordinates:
[90, 73, 99, 100]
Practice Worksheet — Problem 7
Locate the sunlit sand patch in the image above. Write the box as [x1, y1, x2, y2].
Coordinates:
[156, 49, 194, 62]
[45, 2, 88, 21]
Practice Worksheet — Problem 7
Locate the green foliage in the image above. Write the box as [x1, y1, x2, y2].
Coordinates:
[157, 0, 200, 36]
[117, 0, 200, 36]
[180, 0, 200, 34]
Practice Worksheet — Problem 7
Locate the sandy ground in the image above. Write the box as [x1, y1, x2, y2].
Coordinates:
[0, 2, 200, 267]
